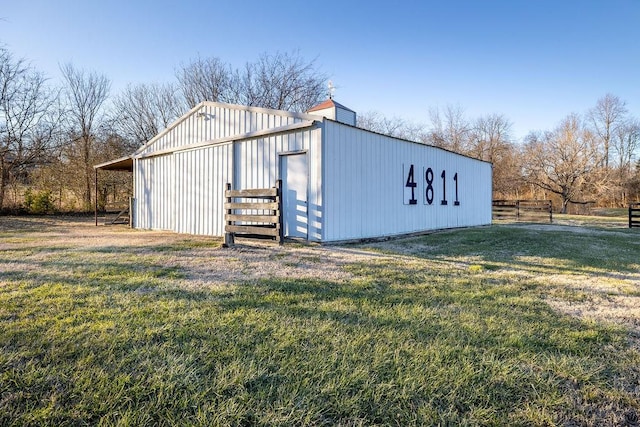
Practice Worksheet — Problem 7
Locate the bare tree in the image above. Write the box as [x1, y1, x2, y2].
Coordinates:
[612, 118, 640, 172]
[523, 114, 600, 213]
[60, 63, 110, 210]
[491, 143, 524, 199]
[176, 56, 235, 108]
[177, 51, 326, 113]
[627, 160, 640, 202]
[426, 105, 470, 152]
[602, 118, 640, 206]
[110, 82, 183, 149]
[357, 110, 426, 141]
[468, 113, 512, 163]
[588, 93, 628, 169]
[239, 51, 326, 112]
[0, 47, 59, 210]
[467, 113, 520, 198]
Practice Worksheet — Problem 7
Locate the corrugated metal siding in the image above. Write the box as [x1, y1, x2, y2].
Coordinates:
[134, 155, 175, 231]
[336, 108, 356, 126]
[134, 127, 323, 238]
[231, 127, 323, 240]
[137, 104, 305, 157]
[133, 105, 489, 242]
[174, 144, 234, 236]
[234, 129, 314, 189]
[321, 121, 492, 242]
[133, 102, 322, 238]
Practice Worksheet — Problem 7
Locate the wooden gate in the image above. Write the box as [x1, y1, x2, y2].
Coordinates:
[224, 181, 283, 245]
[630, 203, 640, 228]
[103, 198, 133, 225]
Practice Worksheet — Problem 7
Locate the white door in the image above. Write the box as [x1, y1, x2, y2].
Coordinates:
[281, 153, 308, 239]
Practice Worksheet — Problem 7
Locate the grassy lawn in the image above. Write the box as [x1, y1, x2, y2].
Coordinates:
[552, 212, 630, 228]
[1, 218, 639, 426]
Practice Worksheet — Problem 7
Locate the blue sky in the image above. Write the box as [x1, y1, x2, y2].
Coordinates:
[1, 0, 639, 140]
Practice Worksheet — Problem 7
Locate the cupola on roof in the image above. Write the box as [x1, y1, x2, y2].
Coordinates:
[307, 99, 356, 126]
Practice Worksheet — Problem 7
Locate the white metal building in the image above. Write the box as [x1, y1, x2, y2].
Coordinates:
[100, 99, 492, 242]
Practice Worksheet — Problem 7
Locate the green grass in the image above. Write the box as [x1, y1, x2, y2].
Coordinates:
[400, 224, 640, 273]
[553, 212, 630, 228]
[589, 207, 629, 218]
[1, 221, 639, 426]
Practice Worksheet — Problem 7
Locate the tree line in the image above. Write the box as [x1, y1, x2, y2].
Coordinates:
[0, 48, 327, 212]
[359, 95, 640, 213]
[1, 45, 639, 214]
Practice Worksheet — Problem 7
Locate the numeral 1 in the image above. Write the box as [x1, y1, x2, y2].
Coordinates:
[454, 172, 460, 206]
[440, 170, 448, 205]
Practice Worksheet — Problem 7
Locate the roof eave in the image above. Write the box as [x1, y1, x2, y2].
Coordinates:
[94, 156, 133, 171]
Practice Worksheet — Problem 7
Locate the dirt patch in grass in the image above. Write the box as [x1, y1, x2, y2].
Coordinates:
[7, 216, 637, 333]
[0, 216, 386, 288]
[3, 217, 638, 342]
[549, 294, 640, 347]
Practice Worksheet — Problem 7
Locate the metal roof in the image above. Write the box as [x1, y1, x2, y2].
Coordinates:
[307, 99, 355, 113]
[94, 156, 133, 171]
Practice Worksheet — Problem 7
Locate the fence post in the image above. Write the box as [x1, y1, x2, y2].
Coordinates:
[276, 179, 284, 245]
[224, 183, 234, 247]
[549, 200, 553, 223]
[516, 200, 520, 221]
[631, 204, 633, 229]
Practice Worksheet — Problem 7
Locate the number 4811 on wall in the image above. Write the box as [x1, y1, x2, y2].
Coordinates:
[403, 164, 460, 206]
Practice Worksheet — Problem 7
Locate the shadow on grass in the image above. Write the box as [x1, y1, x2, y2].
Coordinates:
[0, 247, 185, 292]
[221, 274, 622, 355]
[0, 215, 95, 233]
[2, 276, 639, 426]
[2, 223, 640, 425]
[0, 216, 59, 232]
[376, 224, 640, 276]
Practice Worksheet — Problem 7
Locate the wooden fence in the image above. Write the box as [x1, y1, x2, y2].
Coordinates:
[630, 203, 640, 228]
[493, 199, 553, 223]
[224, 181, 283, 245]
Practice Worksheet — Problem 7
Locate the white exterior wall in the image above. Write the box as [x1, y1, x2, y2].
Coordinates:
[134, 143, 235, 235]
[308, 106, 356, 126]
[173, 144, 234, 236]
[137, 102, 312, 157]
[132, 102, 323, 239]
[335, 108, 356, 126]
[134, 155, 175, 231]
[232, 127, 323, 240]
[321, 120, 492, 242]
[132, 101, 491, 242]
